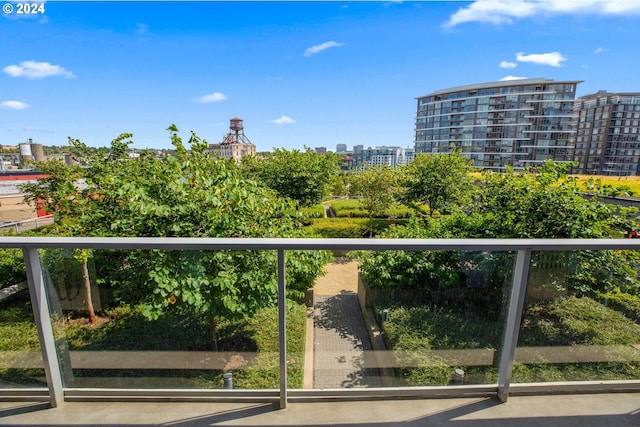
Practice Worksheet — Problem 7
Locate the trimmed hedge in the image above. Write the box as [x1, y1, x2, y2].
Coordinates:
[306, 218, 389, 238]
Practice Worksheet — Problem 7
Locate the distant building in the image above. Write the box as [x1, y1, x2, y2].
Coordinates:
[338, 155, 354, 171]
[18, 139, 45, 163]
[314, 147, 327, 154]
[572, 91, 640, 176]
[336, 144, 347, 153]
[208, 118, 256, 162]
[415, 78, 581, 170]
[353, 146, 414, 168]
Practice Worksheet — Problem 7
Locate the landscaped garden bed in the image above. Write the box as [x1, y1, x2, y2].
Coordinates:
[0, 299, 308, 389]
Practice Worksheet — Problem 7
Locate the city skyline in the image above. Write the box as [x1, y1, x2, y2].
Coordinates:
[2, 1, 640, 151]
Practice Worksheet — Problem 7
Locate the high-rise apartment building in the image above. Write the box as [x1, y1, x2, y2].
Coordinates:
[573, 91, 640, 176]
[353, 146, 414, 168]
[415, 78, 581, 170]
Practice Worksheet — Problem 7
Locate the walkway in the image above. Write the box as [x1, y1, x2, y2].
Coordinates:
[311, 258, 382, 389]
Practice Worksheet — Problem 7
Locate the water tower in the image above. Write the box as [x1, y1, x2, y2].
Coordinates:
[209, 117, 257, 162]
[222, 117, 252, 145]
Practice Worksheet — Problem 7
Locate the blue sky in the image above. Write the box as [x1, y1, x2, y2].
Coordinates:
[2, 1, 640, 151]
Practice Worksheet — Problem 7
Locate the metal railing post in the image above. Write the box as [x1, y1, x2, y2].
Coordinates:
[277, 248, 287, 409]
[497, 248, 532, 403]
[22, 248, 64, 407]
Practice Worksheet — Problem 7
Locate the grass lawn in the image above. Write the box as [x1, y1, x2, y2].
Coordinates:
[470, 171, 640, 197]
[378, 294, 640, 386]
[0, 299, 308, 389]
[571, 175, 640, 196]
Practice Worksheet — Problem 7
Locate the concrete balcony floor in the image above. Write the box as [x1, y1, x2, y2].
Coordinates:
[1, 393, 639, 426]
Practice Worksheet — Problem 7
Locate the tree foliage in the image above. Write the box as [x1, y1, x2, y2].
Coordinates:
[358, 160, 640, 298]
[241, 148, 340, 207]
[402, 151, 476, 216]
[20, 128, 330, 325]
[347, 165, 400, 237]
[473, 162, 631, 239]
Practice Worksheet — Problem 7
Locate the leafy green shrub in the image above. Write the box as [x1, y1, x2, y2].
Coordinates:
[0, 302, 40, 351]
[519, 296, 640, 346]
[598, 291, 640, 322]
[381, 304, 502, 386]
[357, 220, 464, 291]
[4, 301, 307, 389]
[286, 249, 333, 300]
[0, 248, 26, 289]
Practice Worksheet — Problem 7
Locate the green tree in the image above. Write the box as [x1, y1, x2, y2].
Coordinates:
[473, 161, 640, 296]
[20, 128, 331, 338]
[473, 161, 631, 239]
[358, 161, 640, 300]
[242, 148, 340, 207]
[347, 165, 400, 237]
[402, 151, 476, 216]
[20, 152, 100, 322]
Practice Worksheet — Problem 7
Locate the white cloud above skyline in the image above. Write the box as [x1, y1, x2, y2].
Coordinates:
[136, 23, 150, 35]
[3, 61, 74, 79]
[515, 51, 567, 67]
[0, 100, 30, 110]
[446, 0, 640, 27]
[304, 41, 346, 57]
[193, 92, 227, 103]
[271, 116, 295, 125]
[500, 61, 518, 69]
[500, 75, 528, 81]
[594, 47, 608, 53]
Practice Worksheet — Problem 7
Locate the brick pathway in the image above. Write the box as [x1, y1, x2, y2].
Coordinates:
[312, 259, 381, 389]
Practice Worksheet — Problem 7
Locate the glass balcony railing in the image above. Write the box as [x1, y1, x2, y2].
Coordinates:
[1, 237, 639, 409]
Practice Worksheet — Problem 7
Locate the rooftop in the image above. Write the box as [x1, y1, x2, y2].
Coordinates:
[418, 78, 584, 99]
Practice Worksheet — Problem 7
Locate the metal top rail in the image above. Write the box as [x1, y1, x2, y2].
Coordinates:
[1, 236, 640, 251]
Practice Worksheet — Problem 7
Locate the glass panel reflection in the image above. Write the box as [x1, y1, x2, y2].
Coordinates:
[42, 249, 281, 389]
[515, 250, 640, 382]
[311, 251, 514, 389]
[0, 291, 46, 388]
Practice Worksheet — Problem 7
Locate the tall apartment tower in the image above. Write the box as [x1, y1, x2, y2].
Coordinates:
[573, 91, 640, 176]
[415, 78, 581, 170]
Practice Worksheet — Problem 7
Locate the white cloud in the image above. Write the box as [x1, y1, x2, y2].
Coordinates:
[136, 23, 149, 35]
[500, 61, 518, 69]
[271, 116, 295, 125]
[516, 51, 567, 67]
[3, 61, 74, 79]
[500, 75, 528, 81]
[304, 41, 346, 57]
[446, 0, 640, 27]
[0, 100, 30, 110]
[193, 92, 227, 103]
[594, 47, 608, 53]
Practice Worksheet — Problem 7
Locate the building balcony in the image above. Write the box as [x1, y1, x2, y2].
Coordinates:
[1, 237, 639, 425]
